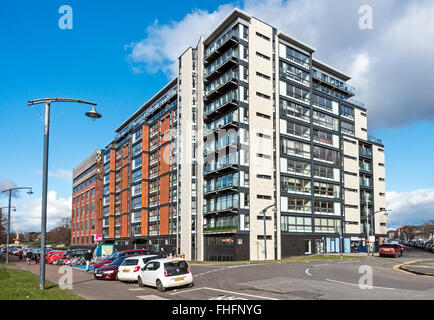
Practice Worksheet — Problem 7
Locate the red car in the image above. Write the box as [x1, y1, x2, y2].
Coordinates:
[93, 249, 151, 270]
[45, 250, 63, 262]
[379, 244, 403, 257]
[47, 251, 66, 264]
[93, 256, 130, 280]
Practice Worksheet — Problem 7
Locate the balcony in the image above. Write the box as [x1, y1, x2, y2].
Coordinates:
[359, 149, 373, 158]
[204, 49, 239, 81]
[204, 70, 239, 101]
[368, 135, 383, 145]
[204, 113, 239, 137]
[204, 162, 239, 177]
[312, 71, 356, 97]
[203, 225, 238, 234]
[359, 164, 372, 173]
[203, 138, 239, 156]
[204, 28, 239, 63]
[204, 91, 239, 121]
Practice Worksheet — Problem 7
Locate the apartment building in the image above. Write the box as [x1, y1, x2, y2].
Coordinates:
[75, 9, 387, 260]
[71, 149, 104, 247]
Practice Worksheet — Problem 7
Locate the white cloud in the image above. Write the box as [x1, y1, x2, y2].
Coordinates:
[10, 191, 71, 233]
[386, 188, 434, 229]
[35, 169, 72, 181]
[125, 0, 434, 129]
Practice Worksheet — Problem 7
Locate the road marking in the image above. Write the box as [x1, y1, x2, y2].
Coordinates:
[137, 295, 169, 300]
[325, 278, 395, 290]
[170, 287, 278, 300]
[305, 268, 312, 276]
[129, 288, 145, 291]
[312, 264, 328, 267]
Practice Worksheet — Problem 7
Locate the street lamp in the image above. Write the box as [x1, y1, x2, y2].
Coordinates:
[28, 98, 101, 290]
[366, 208, 391, 256]
[260, 204, 276, 261]
[1, 187, 33, 263]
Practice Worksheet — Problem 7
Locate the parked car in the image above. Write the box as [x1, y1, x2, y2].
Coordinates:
[379, 243, 403, 257]
[47, 251, 66, 264]
[137, 258, 194, 292]
[93, 249, 151, 270]
[93, 256, 131, 280]
[117, 255, 160, 282]
[57, 249, 87, 265]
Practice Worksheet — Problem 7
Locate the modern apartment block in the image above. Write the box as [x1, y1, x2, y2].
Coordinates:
[71, 149, 104, 247]
[74, 9, 387, 260]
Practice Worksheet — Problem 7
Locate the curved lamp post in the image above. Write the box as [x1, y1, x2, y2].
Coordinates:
[28, 98, 101, 290]
[260, 204, 276, 261]
[1, 187, 33, 263]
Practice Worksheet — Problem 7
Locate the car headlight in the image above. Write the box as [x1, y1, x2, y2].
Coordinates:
[103, 270, 115, 274]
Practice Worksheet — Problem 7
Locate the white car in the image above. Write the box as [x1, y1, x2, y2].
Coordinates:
[117, 255, 160, 282]
[137, 258, 194, 292]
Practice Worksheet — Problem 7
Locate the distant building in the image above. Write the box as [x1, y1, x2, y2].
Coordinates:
[70, 150, 104, 247]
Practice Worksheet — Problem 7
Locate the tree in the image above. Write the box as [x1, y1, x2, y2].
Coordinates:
[0, 209, 7, 244]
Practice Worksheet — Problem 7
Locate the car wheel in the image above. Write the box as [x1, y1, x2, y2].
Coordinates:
[115, 273, 119, 281]
[187, 282, 194, 288]
[138, 277, 144, 287]
[156, 279, 166, 292]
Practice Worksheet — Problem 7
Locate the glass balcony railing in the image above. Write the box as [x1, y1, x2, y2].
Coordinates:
[312, 70, 356, 95]
[204, 90, 238, 117]
[204, 70, 238, 97]
[205, 28, 239, 59]
[359, 149, 372, 157]
[204, 49, 238, 78]
[204, 111, 239, 135]
[368, 135, 383, 145]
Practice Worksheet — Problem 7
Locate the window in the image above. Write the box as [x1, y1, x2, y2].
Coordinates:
[256, 51, 270, 60]
[281, 216, 312, 232]
[341, 122, 355, 135]
[286, 121, 310, 139]
[313, 146, 340, 164]
[285, 46, 309, 68]
[314, 200, 335, 214]
[312, 94, 332, 111]
[132, 143, 142, 157]
[280, 99, 310, 122]
[280, 60, 309, 86]
[285, 159, 311, 176]
[286, 84, 310, 103]
[257, 153, 271, 159]
[256, 92, 271, 100]
[257, 174, 272, 180]
[256, 112, 271, 120]
[340, 105, 354, 120]
[256, 32, 270, 41]
[287, 197, 311, 213]
[281, 138, 310, 158]
[132, 169, 142, 183]
[313, 110, 339, 131]
[257, 194, 272, 200]
[314, 181, 339, 198]
[313, 129, 333, 145]
[281, 177, 311, 194]
[257, 132, 271, 139]
[256, 72, 270, 80]
[315, 218, 340, 233]
[313, 164, 334, 180]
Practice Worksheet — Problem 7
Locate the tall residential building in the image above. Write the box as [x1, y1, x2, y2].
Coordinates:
[71, 149, 104, 247]
[83, 9, 387, 260]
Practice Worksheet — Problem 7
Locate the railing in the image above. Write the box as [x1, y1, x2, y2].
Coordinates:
[368, 135, 383, 145]
[204, 49, 238, 78]
[204, 111, 238, 135]
[204, 90, 238, 117]
[205, 28, 239, 59]
[203, 225, 238, 233]
[359, 149, 372, 157]
[312, 70, 356, 95]
[204, 70, 238, 97]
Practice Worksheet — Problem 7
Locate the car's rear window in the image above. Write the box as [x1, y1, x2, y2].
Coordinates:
[164, 261, 189, 276]
[122, 259, 139, 266]
[381, 244, 399, 248]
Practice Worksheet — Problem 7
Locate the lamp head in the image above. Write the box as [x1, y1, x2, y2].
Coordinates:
[27, 189, 33, 195]
[85, 106, 102, 120]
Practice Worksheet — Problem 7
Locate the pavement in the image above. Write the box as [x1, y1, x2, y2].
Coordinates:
[1, 246, 433, 300]
[399, 258, 434, 276]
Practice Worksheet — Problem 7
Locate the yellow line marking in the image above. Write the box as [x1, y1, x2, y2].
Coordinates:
[393, 259, 434, 278]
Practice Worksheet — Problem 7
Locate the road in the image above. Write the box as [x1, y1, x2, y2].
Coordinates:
[3, 246, 434, 300]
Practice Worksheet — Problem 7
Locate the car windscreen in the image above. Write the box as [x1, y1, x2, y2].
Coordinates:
[164, 261, 189, 276]
[110, 257, 126, 266]
[121, 259, 139, 266]
[142, 256, 158, 264]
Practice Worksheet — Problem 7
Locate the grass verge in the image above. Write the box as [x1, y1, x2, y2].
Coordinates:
[0, 268, 85, 300]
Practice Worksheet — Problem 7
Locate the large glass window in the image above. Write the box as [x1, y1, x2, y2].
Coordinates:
[286, 84, 310, 103]
[313, 129, 333, 145]
[284, 159, 311, 176]
[132, 169, 142, 183]
[312, 94, 332, 111]
[280, 60, 310, 86]
[286, 121, 310, 139]
[280, 99, 310, 122]
[281, 177, 311, 194]
[313, 164, 335, 180]
[313, 110, 339, 131]
[287, 197, 311, 213]
[313, 146, 340, 164]
[285, 46, 310, 68]
[313, 182, 340, 198]
[280, 138, 310, 158]
[281, 216, 312, 232]
[315, 218, 340, 233]
[341, 122, 355, 135]
[314, 200, 335, 214]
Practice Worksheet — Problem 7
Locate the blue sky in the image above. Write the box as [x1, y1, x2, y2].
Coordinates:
[1, 0, 433, 231]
